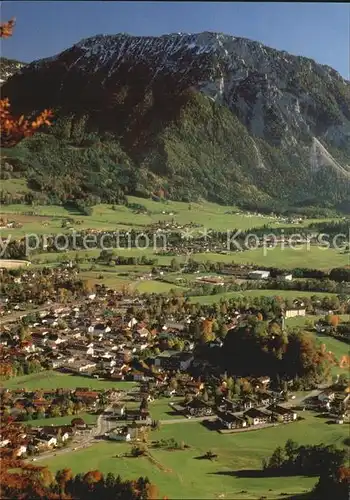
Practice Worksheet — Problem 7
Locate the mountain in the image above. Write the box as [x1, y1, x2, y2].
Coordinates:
[0, 57, 26, 84]
[2, 32, 350, 211]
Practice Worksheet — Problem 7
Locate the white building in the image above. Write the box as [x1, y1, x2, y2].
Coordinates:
[248, 270, 270, 280]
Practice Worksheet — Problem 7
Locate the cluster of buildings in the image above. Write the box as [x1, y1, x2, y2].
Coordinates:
[0, 417, 89, 458]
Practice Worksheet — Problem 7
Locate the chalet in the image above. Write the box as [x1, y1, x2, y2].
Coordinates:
[112, 403, 126, 418]
[125, 408, 151, 424]
[217, 411, 247, 430]
[238, 397, 255, 411]
[277, 273, 293, 282]
[36, 436, 57, 448]
[255, 392, 275, 407]
[220, 397, 239, 413]
[154, 351, 194, 371]
[318, 390, 335, 403]
[285, 308, 306, 318]
[135, 327, 150, 338]
[267, 405, 297, 422]
[244, 408, 272, 426]
[248, 270, 270, 280]
[15, 445, 27, 457]
[185, 399, 213, 417]
[109, 427, 131, 441]
[208, 339, 224, 348]
[127, 318, 138, 329]
[74, 390, 99, 407]
[71, 417, 87, 429]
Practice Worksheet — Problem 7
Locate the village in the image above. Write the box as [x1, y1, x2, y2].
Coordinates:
[0, 265, 349, 463]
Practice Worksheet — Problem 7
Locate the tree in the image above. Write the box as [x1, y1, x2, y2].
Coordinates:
[284, 439, 299, 463]
[268, 446, 285, 470]
[140, 397, 149, 412]
[200, 318, 214, 343]
[56, 468, 73, 494]
[83, 470, 103, 485]
[0, 18, 53, 147]
[170, 258, 180, 272]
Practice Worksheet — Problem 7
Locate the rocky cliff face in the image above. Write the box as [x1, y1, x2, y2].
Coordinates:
[2, 32, 350, 208]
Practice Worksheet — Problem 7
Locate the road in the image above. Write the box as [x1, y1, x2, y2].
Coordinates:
[283, 389, 322, 408]
[30, 393, 124, 462]
[160, 415, 217, 425]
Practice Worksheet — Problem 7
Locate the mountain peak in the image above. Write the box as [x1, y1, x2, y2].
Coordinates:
[2, 31, 349, 209]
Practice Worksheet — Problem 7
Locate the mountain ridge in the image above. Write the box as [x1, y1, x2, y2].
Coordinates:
[1, 31, 350, 211]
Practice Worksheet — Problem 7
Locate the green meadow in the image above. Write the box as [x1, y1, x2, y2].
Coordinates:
[40, 412, 348, 499]
[1, 371, 137, 391]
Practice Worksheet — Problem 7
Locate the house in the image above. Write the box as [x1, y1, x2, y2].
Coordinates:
[248, 270, 270, 280]
[109, 427, 131, 441]
[112, 403, 126, 418]
[71, 417, 87, 429]
[15, 445, 27, 457]
[277, 273, 293, 282]
[0, 438, 10, 448]
[255, 392, 275, 407]
[208, 339, 223, 348]
[127, 318, 138, 329]
[244, 408, 272, 426]
[220, 397, 239, 413]
[318, 390, 335, 403]
[154, 351, 194, 371]
[285, 308, 306, 318]
[125, 409, 151, 424]
[38, 436, 57, 448]
[218, 411, 247, 430]
[238, 397, 255, 411]
[136, 327, 150, 338]
[164, 388, 176, 397]
[185, 399, 213, 417]
[267, 405, 297, 422]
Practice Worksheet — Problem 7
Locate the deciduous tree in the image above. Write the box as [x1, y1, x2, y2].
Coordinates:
[0, 18, 53, 147]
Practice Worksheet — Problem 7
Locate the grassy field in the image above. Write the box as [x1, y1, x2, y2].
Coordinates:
[192, 246, 348, 270]
[40, 412, 348, 499]
[284, 315, 349, 374]
[313, 332, 349, 374]
[134, 280, 186, 294]
[0, 194, 341, 238]
[189, 289, 337, 305]
[125, 398, 184, 422]
[31, 244, 347, 272]
[0, 197, 278, 238]
[25, 412, 97, 427]
[285, 314, 350, 328]
[1, 371, 137, 391]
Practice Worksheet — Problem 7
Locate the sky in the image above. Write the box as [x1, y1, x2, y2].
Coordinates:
[1, 2, 349, 78]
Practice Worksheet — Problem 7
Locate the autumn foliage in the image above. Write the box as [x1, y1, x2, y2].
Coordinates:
[0, 18, 15, 38]
[0, 18, 53, 147]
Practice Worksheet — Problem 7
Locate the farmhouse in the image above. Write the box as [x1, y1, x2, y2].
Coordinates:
[318, 390, 335, 403]
[267, 405, 297, 422]
[284, 308, 306, 318]
[109, 427, 131, 441]
[185, 398, 213, 417]
[277, 273, 293, 281]
[154, 351, 194, 371]
[217, 411, 247, 430]
[112, 403, 126, 418]
[244, 408, 272, 426]
[248, 270, 270, 280]
[125, 408, 151, 424]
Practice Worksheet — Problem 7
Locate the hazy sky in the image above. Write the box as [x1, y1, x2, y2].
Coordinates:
[1, 2, 349, 78]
